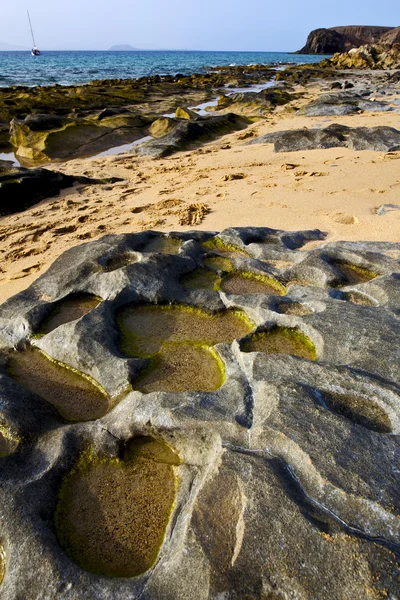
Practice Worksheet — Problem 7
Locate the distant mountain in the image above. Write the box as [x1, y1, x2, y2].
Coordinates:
[0, 41, 29, 51]
[108, 44, 139, 51]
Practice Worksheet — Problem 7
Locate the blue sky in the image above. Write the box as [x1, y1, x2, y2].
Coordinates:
[1, 0, 399, 51]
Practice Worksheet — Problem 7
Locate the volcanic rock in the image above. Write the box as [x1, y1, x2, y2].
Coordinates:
[247, 123, 400, 152]
[209, 89, 299, 117]
[10, 111, 152, 163]
[298, 91, 392, 116]
[135, 113, 249, 158]
[0, 226, 399, 599]
[0, 167, 122, 216]
[297, 25, 396, 54]
[320, 44, 400, 69]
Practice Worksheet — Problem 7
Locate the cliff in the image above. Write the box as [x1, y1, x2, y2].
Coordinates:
[296, 25, 396, 54]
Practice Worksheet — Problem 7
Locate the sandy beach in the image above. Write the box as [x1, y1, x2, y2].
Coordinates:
[1, 78, 399, 303]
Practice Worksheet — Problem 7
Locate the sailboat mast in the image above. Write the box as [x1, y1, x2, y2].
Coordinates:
[27, 10, 36, 47]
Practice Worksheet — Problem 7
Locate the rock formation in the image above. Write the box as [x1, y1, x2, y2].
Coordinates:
[10, 111, 153, 163]
[208, 89, 299, 117]
[297, 92, 392, 116]
[135, 114, 249, 158]
[297, 25, 397, 54]
[0, 227, 399, 599]
[247, 123, 400, 152]
[0, 66, 276, 162]
[320, 44, 400, 69]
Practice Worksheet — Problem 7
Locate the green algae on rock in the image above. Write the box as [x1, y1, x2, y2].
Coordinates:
[139, 236, 181, 255]
[218, 272, 286, 295]
[6, 348, 110, 421]
[38, 293, 102, 335]
[180, 268, 219, 291]
[202, 237, 249, 258]
[243, 326, 317, 361]
[203, 256, 233, 272]
[55, 438, 180, 577]
[333, 262, 380, 287]
[116, 304, 254, 392]
[0, 424, 20, 457]
[133, 343, 226, 393]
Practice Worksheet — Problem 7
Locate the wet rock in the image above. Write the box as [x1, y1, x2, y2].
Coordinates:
[247, 123, 400, 152]
[135, 113, 249, 158]
[175, 106, 200, 120]
[0, 167, 122, 216]
[149, 117, 176, 138]
[0, 227, 399, 599]
[210, 89, 299, 117]
[10, 111, 152, 163]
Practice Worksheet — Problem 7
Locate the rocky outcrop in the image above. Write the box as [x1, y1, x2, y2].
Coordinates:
[136, 113, 249, 158]
[297, 25, 396, 54]
[0, 167, 121, 216]
[208, 89, 299, 117]
[0, 66, 277, 157]
[297, 91, 392, 116]
[247, 123, 400, 152]
[0, 226, 399, 599]
[320, 44, 400, 69]
[10, 110, 152, 163]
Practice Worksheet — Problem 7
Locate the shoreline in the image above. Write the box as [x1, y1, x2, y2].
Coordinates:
[1, 63, 400, 303]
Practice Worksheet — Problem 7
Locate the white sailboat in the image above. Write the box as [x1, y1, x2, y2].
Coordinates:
[27, 10, 41, 56]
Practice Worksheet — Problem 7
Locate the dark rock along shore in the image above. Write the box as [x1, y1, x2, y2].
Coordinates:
[0, 227, 399, 599]
[296, 25, 400, 54]
[0, 65, 277, 164]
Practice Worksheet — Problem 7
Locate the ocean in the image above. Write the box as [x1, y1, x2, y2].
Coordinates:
[0, 50, 330, 88]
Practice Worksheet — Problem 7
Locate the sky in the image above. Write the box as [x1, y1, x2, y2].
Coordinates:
[1, 0, 399, 51]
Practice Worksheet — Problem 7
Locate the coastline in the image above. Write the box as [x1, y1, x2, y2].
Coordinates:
[1, 66, 399, 303]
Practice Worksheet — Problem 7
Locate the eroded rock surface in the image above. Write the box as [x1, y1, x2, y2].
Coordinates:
[0, 226, 399, 599]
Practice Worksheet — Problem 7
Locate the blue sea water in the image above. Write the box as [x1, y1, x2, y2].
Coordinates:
[0, 50, 331, 88]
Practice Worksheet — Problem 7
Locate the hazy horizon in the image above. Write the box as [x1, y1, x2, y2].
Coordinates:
[1, 0, 398, 52]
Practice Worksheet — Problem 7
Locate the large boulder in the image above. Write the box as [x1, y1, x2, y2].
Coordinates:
[10, 111, 152, 163]
[0, 167, 121, 216]
[135, 113, 249, 158]
[0, 227, 399, 599]
[247, 123, 400, 152]
[297, 25, 396, 54]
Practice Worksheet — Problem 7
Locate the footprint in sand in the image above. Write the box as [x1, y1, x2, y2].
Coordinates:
[330, 212, 359, 225]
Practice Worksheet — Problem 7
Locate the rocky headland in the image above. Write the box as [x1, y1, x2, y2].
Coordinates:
[297, 25, 400, 54]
